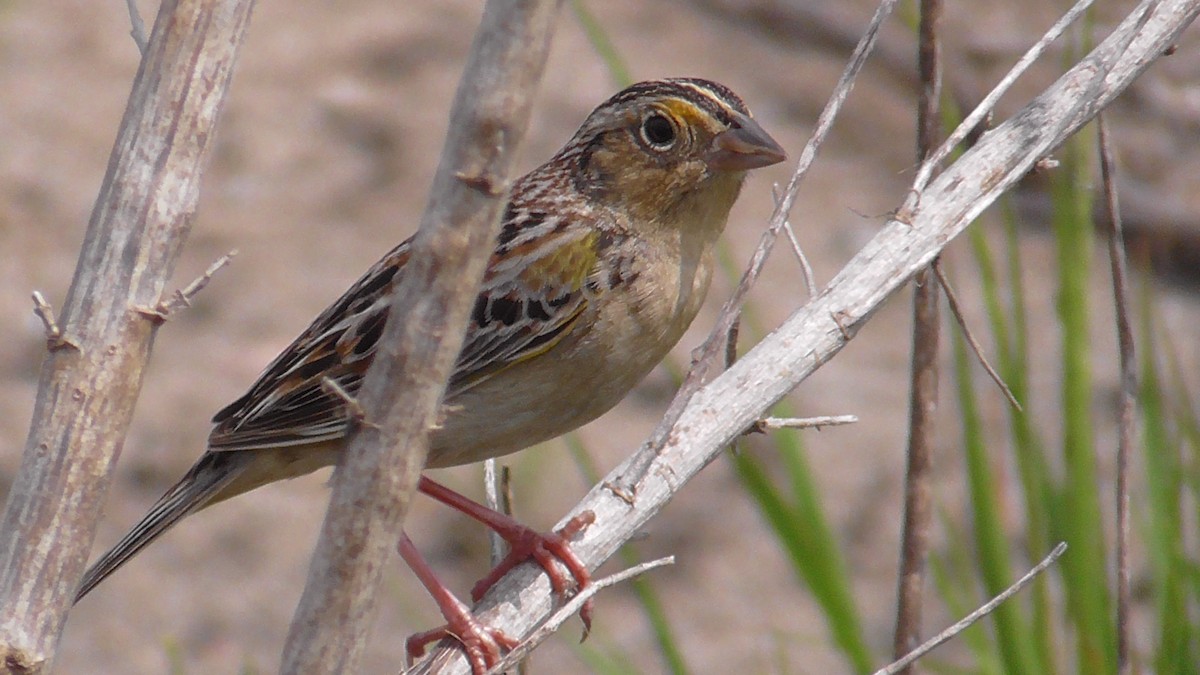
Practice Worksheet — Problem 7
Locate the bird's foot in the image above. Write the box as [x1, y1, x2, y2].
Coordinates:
[405, 613, 519, 675]
[469, 511, 596, 633]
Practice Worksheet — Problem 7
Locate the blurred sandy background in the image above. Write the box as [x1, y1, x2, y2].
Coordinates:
[2, 1, 1198, 673]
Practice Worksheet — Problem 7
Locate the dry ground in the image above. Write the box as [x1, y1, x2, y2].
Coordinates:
[2, 1, 1198, 673]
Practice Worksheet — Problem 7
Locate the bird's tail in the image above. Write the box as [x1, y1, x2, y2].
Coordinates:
[74, 451, 249, 603]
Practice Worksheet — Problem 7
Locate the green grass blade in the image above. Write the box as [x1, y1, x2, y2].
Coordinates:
[732, 442, 873, 672]
[1137, 292, 1196, 673]
[569, 0, 633, 88]
[952, 324, 1039, 675]
[968, 201, 1058, 672]
[1000, 203, 1059, 672]
[713, 198, 870, 669]
[1048, 132, 1116, 672]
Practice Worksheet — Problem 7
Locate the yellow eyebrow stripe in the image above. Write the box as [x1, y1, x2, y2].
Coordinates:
[659, 98, 724, 133]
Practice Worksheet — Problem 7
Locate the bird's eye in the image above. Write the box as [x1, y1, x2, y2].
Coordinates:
[640, 113, 677, 149]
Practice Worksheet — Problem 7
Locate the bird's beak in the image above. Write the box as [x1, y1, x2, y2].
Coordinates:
[706, 111, 787, 171]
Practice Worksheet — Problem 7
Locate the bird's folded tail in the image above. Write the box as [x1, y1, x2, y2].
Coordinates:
[74, 451, 249, 603]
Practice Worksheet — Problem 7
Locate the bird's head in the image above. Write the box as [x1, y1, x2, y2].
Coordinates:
[559, 78, 786, 227]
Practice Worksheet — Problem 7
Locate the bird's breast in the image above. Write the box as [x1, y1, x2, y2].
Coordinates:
[427, 234, 715, 469]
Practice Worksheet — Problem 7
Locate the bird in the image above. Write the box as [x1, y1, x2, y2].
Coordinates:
[74, 77, 786, 672]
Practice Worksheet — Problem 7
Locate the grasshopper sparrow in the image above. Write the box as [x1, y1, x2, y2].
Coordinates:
[75, 78, 785, 672]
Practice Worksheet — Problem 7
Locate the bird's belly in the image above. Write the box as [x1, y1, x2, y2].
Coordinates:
[427, 331, 662, 468]
[427, 265, 707, 468]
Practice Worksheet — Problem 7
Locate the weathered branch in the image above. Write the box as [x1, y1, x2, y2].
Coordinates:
[0, 1, 255, 672]
[279, 1, 563, 672]
[412, 0, 1200, 670]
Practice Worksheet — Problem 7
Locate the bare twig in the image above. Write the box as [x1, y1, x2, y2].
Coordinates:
[877, 542, 1068, 674]
[482, 461, 520, 672]
[893, 0, 942, 662]
[783, 220, 817, 298]
[483, 557, 675, 675]
[484, 460, 515, 568]
[125, 0, 148, 55]
[0, 0, 255, 670]
[773, 184, 817, 297]
[1098, 115, 1136, 675]
[319, 376, 374, 428]
[30, 291, 77, 351]
[163, 250, 236, 311]
[749, 415, 858, 432]
[933, 264, 1022, 410]
[484, 459, 503, 566]
[29, 292, 60, 341]
[282, 2, 564, 672]
[137, 250, 237, 322]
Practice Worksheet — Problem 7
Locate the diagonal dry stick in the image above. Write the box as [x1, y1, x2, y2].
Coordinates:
[933, 264, 1022, 410]
[877, 542, 1068, 674]
[411, 1, 1199, 671]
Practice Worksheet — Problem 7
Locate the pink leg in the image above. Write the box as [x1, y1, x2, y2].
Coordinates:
[399, 534, 519, 673]
[418, 476, 596, 628]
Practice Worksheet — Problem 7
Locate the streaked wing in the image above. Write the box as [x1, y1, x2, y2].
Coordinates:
[207, 242, 408, 450]
[207, 207, 598, 452]
[451, 208, 596, 394]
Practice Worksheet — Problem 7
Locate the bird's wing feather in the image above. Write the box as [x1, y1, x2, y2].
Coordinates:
[207, 208, 599, 452]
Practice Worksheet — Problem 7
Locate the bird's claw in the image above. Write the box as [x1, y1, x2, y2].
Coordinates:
[470, 511, 596, 632]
